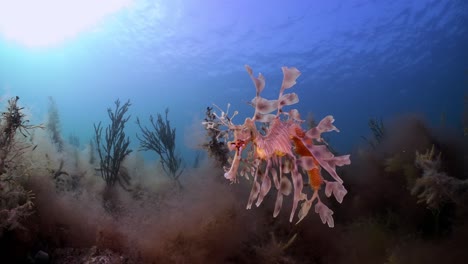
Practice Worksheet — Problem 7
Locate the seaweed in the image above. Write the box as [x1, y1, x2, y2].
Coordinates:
[361, 117, 385, 149]
[46, 96, 64, 152]
[464, 95, 467, 136]
[89, 139, 96, 165]
[0, 96, 41, 173]
[201, 106, 230, 168]
[0, 96, 40, 234]
[412, 145, 468, 210]
[94, 99, 133, 190]
[137, 108, 184, 189]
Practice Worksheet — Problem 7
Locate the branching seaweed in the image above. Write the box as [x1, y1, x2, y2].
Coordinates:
[361, 117, 385, 149]
[0, 96, 42, 173]
[412, 145, 468, 210]
[89, 139, 96, 165]
[201, 106, 229, 168]
[0, 96, 40, 234]
[94, 99, 133, 190]
[137, 108, 184, 189]
[47, 96, 64, 152]
[464, 95, 467, 136]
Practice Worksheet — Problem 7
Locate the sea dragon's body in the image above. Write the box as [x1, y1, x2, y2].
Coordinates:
[205, 65, 351, 227]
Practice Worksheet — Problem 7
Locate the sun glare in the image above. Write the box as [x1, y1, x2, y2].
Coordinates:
[0, 0, 132, 48]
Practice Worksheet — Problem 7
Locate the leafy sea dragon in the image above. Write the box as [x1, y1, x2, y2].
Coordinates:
[203, 65, 351, 227]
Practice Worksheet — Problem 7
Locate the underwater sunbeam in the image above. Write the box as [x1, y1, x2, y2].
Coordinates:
[0, 0, 132, 48]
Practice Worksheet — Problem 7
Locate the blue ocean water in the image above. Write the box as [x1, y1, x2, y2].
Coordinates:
[0, 0, 466, 161]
